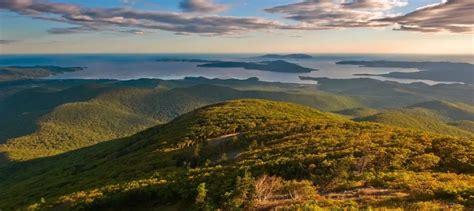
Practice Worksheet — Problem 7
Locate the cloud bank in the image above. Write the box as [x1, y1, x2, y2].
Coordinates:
[265, 0, 472, 33]
[265, 0, 407, 29]
[0, 0, 472, 35]
[179, 0, 229, 13]
[0, 0, 306, 35]
[378, 0, 474, 33]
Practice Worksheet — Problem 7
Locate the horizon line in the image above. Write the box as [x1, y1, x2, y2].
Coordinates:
[1, 52, 473, 56]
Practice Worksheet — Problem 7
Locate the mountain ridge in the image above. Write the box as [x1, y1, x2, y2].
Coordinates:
[1, 99, 472, 210]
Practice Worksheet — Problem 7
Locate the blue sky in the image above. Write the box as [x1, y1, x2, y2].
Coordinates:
[0, 0, 472, 54]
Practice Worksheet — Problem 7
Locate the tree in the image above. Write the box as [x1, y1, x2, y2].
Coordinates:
[226, 171, 256, 208]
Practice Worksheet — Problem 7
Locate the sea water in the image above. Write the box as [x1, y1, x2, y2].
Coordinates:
[0, 54, 472, 85]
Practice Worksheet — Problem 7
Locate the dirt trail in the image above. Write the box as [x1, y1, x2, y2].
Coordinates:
[207, 133, 239, 146]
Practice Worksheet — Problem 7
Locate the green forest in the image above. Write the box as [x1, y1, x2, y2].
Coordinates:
[0, 76, 473, 210]
[0, 99, 472, 210]
[1, 77, 473, 162]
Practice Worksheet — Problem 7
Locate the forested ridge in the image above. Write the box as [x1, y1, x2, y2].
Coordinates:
[356, 100, 474, 137]
[0, 81, 360, 161]
[1, 100, 472, 210]
[1, 77, 473, 162]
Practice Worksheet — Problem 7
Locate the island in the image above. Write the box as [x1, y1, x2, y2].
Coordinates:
[256, 54, 313, 59]
[0, 66, 84, 82]
[156, 58, 220, 63]
[337, 60, 474, 84]
[198, 60, 316, 73]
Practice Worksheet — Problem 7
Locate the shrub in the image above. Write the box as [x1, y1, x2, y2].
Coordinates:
[283, 180, 318, 201]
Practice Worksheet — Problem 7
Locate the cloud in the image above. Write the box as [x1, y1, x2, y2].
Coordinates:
[0, 0, 81, 15]
[0, 39, 19, 44]
[179, 0, 229, 13]
[378, 0, 474, 33]
[0, 0, 303, 35]
[120, 29, 147, 35]
[47, 26, 99, 34]
[1, 0, 469, 36]
[264, 0, 407, 29]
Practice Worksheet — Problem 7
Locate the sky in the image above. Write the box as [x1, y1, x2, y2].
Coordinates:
[0, 0, 473, 54]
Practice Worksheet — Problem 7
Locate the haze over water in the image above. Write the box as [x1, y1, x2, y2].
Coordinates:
[1, 54, 472, 85]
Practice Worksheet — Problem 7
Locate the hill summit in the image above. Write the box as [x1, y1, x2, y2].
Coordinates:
[0, 100, 472, 210]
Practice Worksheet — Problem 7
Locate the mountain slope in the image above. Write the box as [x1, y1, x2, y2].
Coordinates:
[357, 101, 474, 137]
[0, 100, 472, 210]
[0, 84, 360, 161]
[301, 77, 474, 108]
[3, 77, 474, 162]
[0, 83, 111, 144]
[407, 101, 474, 121]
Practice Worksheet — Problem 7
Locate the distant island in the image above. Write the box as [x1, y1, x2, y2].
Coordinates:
[337, 60, 474, 84]
[156, 58, 220, 63]
[156, 57, 316, 73]
[299, 76, 325, 81]
[256, 54, 313, 59]
[198, 60, 316, 73]
[0, 66, 84, 82]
